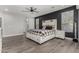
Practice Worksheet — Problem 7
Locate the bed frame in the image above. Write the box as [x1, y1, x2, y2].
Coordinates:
[26, 30, 65, 44]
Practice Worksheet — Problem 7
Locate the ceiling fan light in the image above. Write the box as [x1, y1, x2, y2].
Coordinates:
[22, 7, 39, 13]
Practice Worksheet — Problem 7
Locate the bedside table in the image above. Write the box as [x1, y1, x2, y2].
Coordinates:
[55, 30, 65, 39]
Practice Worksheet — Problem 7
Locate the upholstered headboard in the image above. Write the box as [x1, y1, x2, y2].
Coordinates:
[42, 19, 57, 30]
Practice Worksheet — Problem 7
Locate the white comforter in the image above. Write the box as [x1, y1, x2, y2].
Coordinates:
[26, 29, 55, 44]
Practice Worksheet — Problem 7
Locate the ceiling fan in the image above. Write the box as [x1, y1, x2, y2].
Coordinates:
[22, 7, 39, 13]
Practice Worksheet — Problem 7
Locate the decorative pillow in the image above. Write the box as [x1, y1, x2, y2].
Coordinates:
[45, 26, 52, 30]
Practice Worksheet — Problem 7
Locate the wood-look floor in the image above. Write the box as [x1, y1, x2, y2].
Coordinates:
[2, 35, 79, 53]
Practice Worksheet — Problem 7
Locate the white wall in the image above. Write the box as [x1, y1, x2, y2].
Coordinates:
[0, 12, 26, 37]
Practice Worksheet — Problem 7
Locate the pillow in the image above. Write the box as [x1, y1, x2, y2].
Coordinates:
[45, 26, 52, 30]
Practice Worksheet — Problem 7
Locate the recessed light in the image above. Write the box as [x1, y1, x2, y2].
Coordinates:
[4, 8, 8, 11]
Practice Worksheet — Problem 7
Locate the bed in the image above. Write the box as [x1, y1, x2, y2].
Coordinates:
[26, 29, 55, 44]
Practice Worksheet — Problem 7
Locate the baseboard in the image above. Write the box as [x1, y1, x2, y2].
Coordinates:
[55, 37, 65, 40]
[3, 33, 24, 38]
[65, 37, 73, 41]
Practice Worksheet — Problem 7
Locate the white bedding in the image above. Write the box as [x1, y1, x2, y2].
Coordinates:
[27, 29, 55, 36]
[26, 29, 55, 44]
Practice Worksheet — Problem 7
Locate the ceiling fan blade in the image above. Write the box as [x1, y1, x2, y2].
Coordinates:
[33, 8, 37, 10]
[22, 10, 30, 12]
[25, 8, 30, 10]
[34, 11, 39, 13]
[51, 6, 55, 8]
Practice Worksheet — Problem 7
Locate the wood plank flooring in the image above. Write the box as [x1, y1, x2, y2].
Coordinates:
[2, 35, 79, 53]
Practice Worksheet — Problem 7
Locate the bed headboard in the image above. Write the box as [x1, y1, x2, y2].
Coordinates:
[42, 19, 57, 30]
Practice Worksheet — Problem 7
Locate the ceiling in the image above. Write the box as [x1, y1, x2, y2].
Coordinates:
[0, 5, 73, 17]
